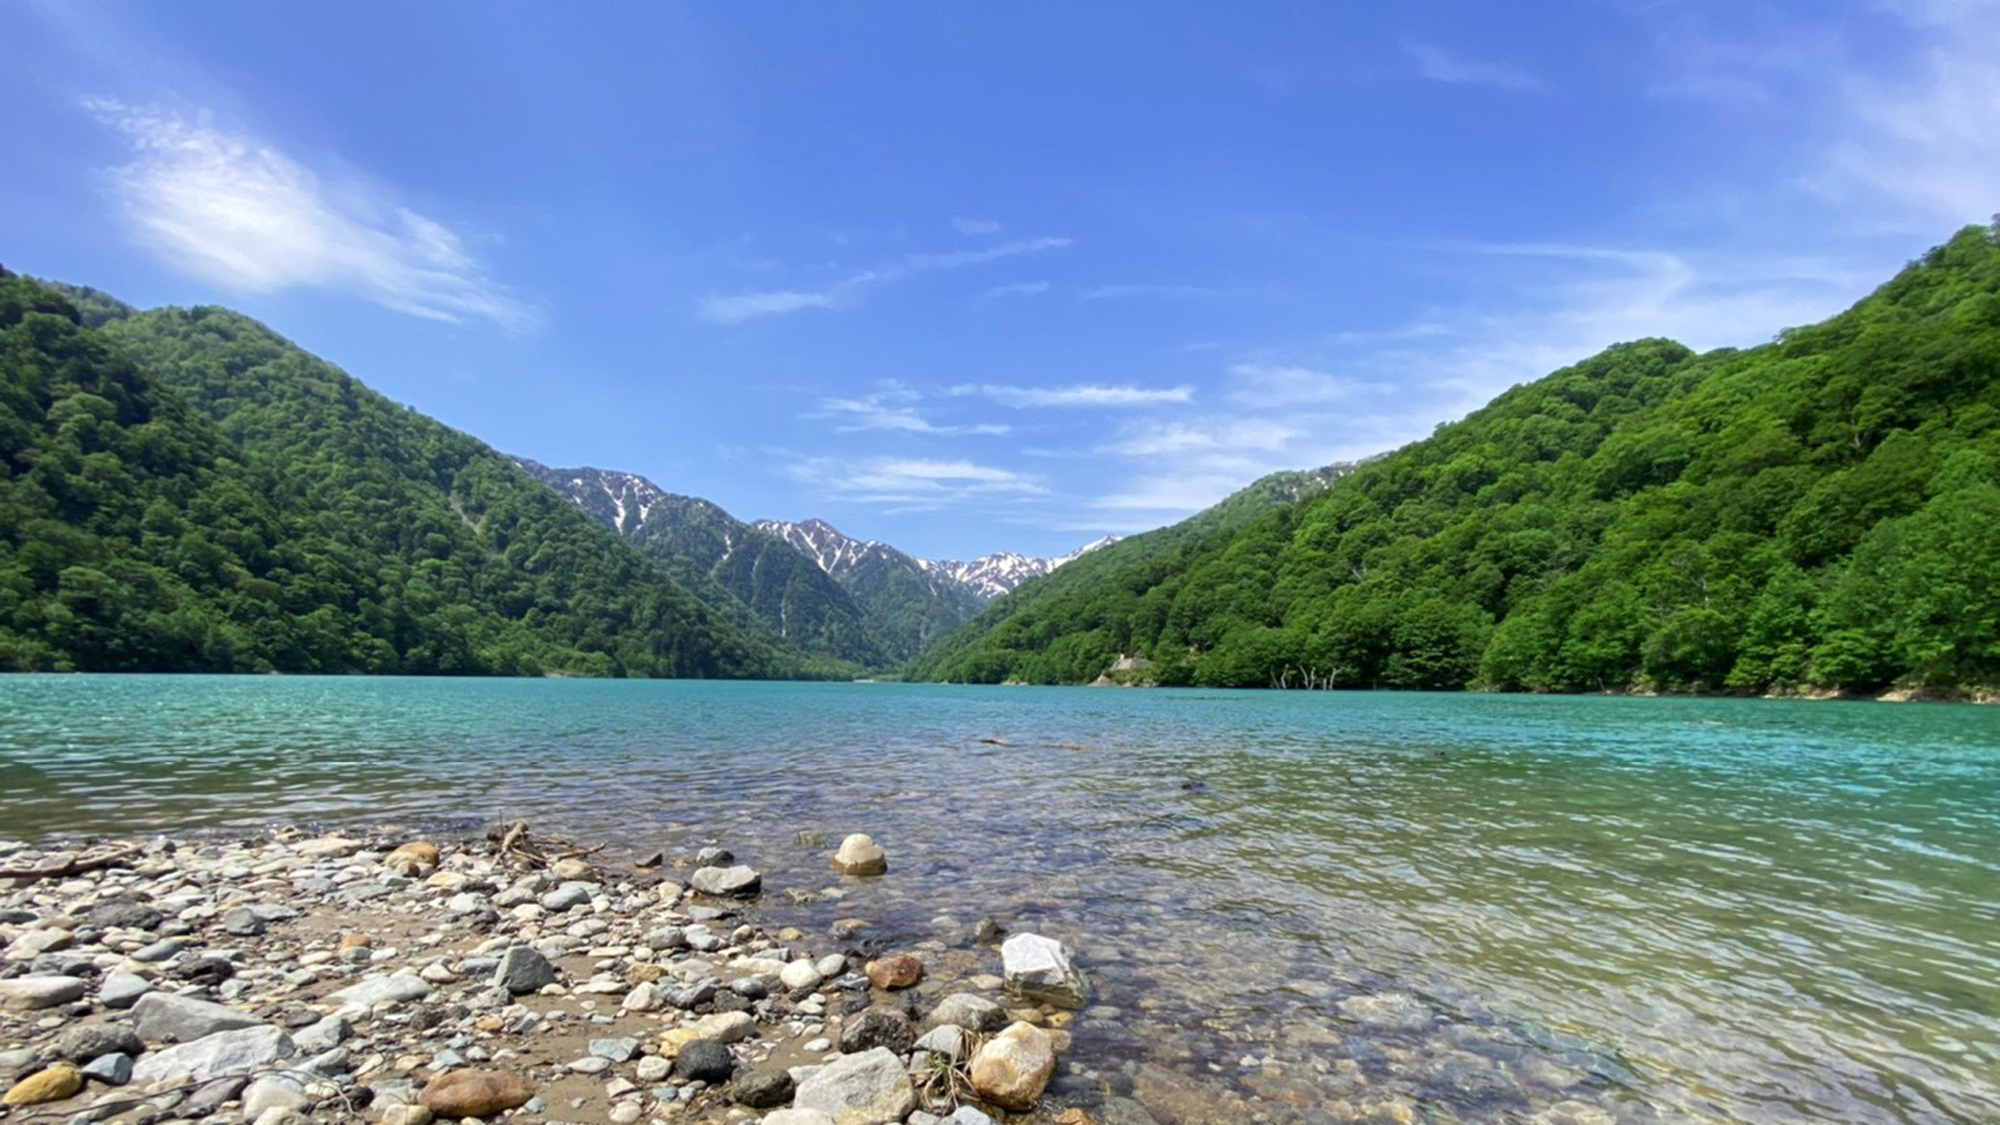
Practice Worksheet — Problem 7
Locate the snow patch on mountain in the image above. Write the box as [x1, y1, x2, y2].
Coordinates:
[755, 518, 1116, 600]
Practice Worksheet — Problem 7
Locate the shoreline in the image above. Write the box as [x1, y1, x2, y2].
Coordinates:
[0, 825, 1123, 1125]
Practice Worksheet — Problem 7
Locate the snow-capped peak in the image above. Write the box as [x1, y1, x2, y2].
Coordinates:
[918, 536, 1118, 599]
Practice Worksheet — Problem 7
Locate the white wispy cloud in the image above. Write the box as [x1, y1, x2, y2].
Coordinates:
[1226, 363, 1385, 408]
[700, 236, 1071, 323]
[815, 391, 1009, 436]
[698, 289, 838, 324]
[1083, 283, 1222, 301]
[951, 217, 1003, 235]
[1404, 43, 1543, 91]
[953, 383, 1195, 407]
[1098, 419, 1301, 458]
[779, 455, 1044, 509]
[83, 98, 531, 330]
[1813, 5, 2000, 230]
[978, 280, 1050, 303]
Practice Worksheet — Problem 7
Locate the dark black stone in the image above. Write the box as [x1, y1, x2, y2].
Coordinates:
[838, 1007, 915, 1055]
[673, 1041, 734, 1083]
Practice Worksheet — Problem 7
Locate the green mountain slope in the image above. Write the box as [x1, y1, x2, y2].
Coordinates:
[909, 461, 1359, 683]
[518, 461, 897, 670]
[0, 270, 814, 678]
[916, 225, 2000, 695]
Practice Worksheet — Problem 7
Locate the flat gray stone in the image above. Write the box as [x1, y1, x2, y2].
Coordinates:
[292, 1013, 350, 1054]
[240, 1073, 309, 1119]
[100, 972, 154, 1009]
[80, 1052, 133, 1086]
[588, 1037, 640, 1062]
[327, 973, 431, 1011]
[131, 1024, 295, 1086]
[792, 1047, 913, 1124]
[135, 991, 262, 1043]
[493, 946, 558, 995]
[0, 975, 88, 1010]
[688, 865, 761, 898]
[924, 992, 1005, 1033]
[540, 883, 592, 912]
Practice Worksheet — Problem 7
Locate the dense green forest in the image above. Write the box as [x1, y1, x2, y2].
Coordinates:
[0, 269, 827, 677]
[915, 225, 2000, 696]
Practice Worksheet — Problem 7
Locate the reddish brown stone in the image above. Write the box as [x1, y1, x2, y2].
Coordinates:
[865, 954, 925, 990]
[418, 1069, 535, 1118]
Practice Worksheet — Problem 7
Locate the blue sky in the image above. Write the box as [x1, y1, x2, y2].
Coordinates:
[3, 1, 1995, 560]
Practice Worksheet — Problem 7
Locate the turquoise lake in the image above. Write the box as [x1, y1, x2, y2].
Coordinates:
[2, 676, 1996, 1124]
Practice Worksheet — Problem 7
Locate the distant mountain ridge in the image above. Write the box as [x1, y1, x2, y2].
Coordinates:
[520, 465, 1114, 669]
[752, 518, 1115, 599]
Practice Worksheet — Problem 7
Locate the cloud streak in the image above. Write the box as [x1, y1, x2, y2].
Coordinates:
[954, 383, 1194, 407]
[779, 454, 1045, 509]
[701, 236, 1071, 323]
[816, 391, 1009, 436]
[1405, 43, 1542, 91]
[84, 98, 531, 330]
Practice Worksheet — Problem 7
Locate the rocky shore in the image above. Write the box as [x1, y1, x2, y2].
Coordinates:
[0, 827, 1115, 1125]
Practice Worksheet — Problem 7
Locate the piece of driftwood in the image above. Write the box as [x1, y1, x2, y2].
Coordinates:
[486, 819, 602, 870]
[0, 845, 140, 882]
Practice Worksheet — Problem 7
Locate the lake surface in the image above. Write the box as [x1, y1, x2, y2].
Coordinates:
[2, 677, 1995, 1124]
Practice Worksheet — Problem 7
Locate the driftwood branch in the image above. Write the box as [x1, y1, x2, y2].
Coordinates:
[0, 845, 140, 882]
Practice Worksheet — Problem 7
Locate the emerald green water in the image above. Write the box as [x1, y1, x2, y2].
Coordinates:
[2, 677, 1995, 1124]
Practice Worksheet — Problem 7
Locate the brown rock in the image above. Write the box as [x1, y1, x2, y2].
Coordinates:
[969, 1021, 1056, 1111]
[1056, 1111, 1099, 1125]
[4, 1064, 83, 1107]
[626, 962, 667, 984]
[417, 1069, 535, 1118]
[831, 918, 871, 939]
[338, 933, 373, 950]
[865, 955, 925, 990]
[383, 843, 440, 876]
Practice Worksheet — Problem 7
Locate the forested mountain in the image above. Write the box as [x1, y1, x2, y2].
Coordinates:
[910, 460, 1361, 682]
[0, 269, 823, 678]
[915, 225, 2000, 696]
[753, 519, 992, 656]
[519, 461, 898, 669]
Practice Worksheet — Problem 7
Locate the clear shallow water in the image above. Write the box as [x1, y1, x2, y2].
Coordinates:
[2, 677, 1996, 1124]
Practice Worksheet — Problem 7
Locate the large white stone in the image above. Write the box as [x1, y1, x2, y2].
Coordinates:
[791, 1047, 913, 1125]
[0, 976, 87, 1010]
[131, 1025, 295, 1086]
[999, 932, 1089, 1009]
[134, 992, 262, 1043]
[327, 973, 432, 1012]
[830, 834, 886, 876]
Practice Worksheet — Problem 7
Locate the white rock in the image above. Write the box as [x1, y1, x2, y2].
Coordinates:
[999, 932, 1089, 1009]
[0, 975, 88, 1010]
[132, 1025, 296, 1086]
[791, 1047, 913, 1124]
[780, 960, 824, 991]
